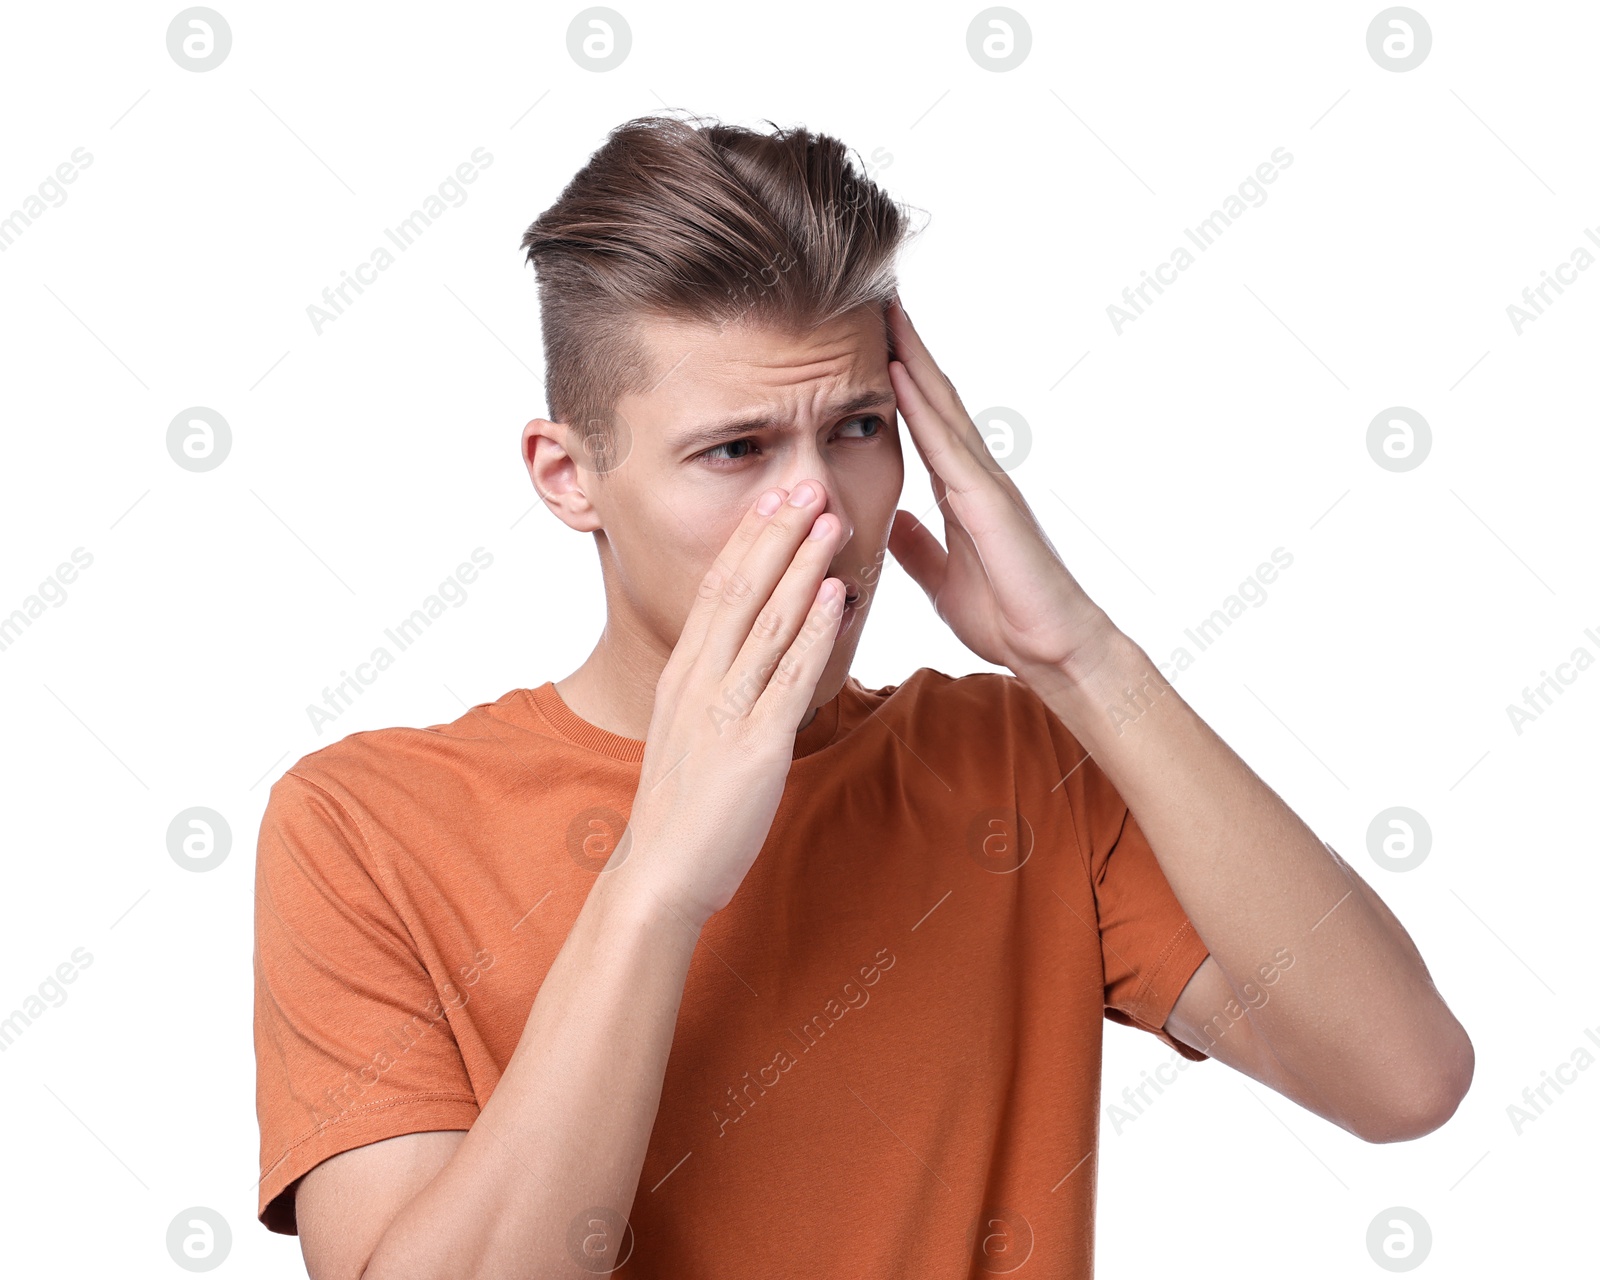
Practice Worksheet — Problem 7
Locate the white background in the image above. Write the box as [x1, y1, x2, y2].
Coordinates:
[1, 0, 1594, 1274]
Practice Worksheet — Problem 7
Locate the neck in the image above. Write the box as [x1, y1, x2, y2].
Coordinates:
[555, 633, 823, 743]
[556, 552, 831, 741]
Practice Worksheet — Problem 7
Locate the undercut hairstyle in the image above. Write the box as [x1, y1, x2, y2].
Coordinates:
[519, 111, 922, 476]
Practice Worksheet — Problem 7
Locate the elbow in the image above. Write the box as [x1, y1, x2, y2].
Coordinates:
[1356, 1024, 1475, 1144]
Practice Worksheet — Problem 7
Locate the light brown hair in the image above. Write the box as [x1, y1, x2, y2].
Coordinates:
[519, 111, 921, 475]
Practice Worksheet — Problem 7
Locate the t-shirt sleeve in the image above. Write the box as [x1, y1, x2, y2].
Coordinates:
[253, 768, 481, 1235]
[1040, 697, 1212, 1063]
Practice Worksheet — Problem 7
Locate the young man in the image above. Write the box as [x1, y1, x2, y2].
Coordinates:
[254, 113, 1473, 1278]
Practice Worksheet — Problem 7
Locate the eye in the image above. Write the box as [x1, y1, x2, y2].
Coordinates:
[840, 414, 886, 441]
[696, 415, 888, 467]
[698, 437, 758, 466]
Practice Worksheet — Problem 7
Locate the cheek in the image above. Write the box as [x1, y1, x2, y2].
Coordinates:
[677, 502, 756, 590]
[610, 500, 709, 602]
[864, 450, 906, 528]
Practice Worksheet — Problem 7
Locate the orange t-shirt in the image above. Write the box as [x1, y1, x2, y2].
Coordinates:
[253, 666, 1210, 1276]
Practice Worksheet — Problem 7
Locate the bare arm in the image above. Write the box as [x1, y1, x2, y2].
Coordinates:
[1159, 840, 1458, 1141]
[1024, 630, 1474, 1142]
[298, 858, 698, 1280]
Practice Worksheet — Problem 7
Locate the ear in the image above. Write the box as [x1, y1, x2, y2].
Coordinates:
[523, 418, 604, 533]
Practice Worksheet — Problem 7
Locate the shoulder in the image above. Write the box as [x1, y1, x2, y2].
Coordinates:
[268, 687, 534, 821]
[850, 665, 1037, 712]
[850, 666, 1074, 756]
[860, 664, 1059, 718]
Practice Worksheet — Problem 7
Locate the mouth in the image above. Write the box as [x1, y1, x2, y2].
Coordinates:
[838, 579, 863, 629]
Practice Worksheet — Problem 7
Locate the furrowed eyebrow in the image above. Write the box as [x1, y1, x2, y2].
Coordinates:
[670, 388, 895, 454]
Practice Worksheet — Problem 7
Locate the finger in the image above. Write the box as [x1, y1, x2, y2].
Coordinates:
[699, 481, 843, 678]
[671, 486, 790, 676]
[890, 361, 987, 568]
[889, 310, 1024, 505]
[890, 358, 990, 510]
[887, 508, 948, 603]
[724, 509, 848, 697]
[888, 298, 972, 425]
[751, 567, 847, 730]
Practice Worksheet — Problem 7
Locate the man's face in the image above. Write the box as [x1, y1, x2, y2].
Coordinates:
[545, 303, 904, 699]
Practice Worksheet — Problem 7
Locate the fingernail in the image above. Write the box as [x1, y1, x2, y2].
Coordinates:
[787, 481, 817, 507]
[757, 489, 783, 515]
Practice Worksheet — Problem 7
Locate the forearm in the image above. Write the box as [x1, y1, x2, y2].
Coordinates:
[363, 855, 701, 1280]
[1021, 627, 1472, 1117]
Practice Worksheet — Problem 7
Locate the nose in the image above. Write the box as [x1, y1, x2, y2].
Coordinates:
[791, 477, 851, 544]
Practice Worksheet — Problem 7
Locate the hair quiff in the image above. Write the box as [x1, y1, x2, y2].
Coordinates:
[519, 111, 921, 475]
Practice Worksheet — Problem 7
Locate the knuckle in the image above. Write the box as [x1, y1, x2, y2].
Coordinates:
[772, 648, 803, 686]
[723, 571, 755, 604]
[750, 604, 784, 641]
[725, 706, 764, 751]
[770, 506, 809, 539]
[731, 515, 767, 556]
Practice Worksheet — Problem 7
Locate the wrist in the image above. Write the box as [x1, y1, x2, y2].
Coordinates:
[593, 854, 713, 939]
[1016, 613, 1133, 695]
[1017, 625, 1166, 743]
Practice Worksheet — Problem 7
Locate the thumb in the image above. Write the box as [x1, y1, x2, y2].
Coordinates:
[887, 509, 947, 603]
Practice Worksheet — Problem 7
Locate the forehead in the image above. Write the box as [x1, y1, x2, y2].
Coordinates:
[628, 305, 890, 411]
